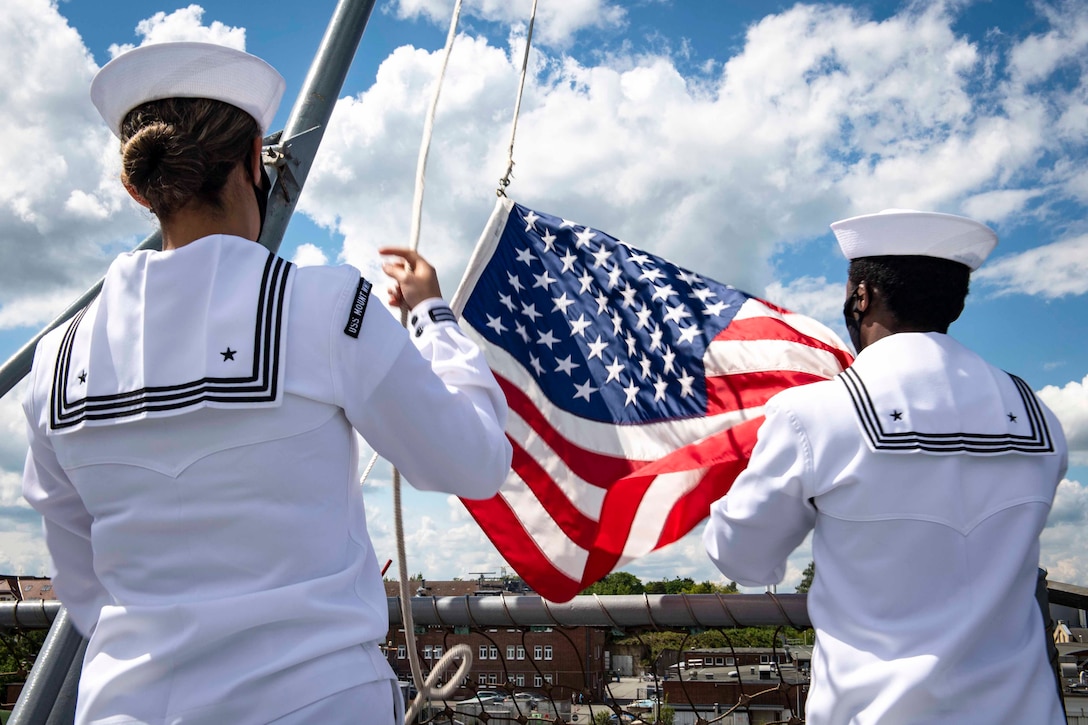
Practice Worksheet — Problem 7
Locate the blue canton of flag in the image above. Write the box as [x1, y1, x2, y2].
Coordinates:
[460, 205, 751, 424]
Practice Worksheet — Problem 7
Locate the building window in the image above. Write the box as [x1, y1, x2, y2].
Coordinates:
[534, 645, 543, 659]
[489, 674, 498, 684]
[434, 645, 443, 658]
[715, 657, 724, 665]
[479, 673, 488, 684]
[544, 645, 553, 660]
[544, 675, 553, 685]
[480, 645, 488, 660]
[516, 674, 525, 686]
[398, 645, 406, 659]
[725, 657, 734, 666]
[760, 655, 770, 664]
[517, 646, 525, 660]
[507, 645, 516, 660]
[534, 675, 543, 688]
[424, 645, 433, 659]
[490, 646, 499, 660]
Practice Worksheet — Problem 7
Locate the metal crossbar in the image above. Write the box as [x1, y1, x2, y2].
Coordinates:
[4, 583, 1084, 724]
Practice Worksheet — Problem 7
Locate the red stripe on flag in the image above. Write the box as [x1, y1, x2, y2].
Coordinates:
[508, 440, 601, 551]
[498, 375, 645, 485]
[588, 416, 763, 566]
[460, 491, 582, 601]
[705, 369, 827, 415]
[652, 417, 764, 548]
[716, 315, 854, 369]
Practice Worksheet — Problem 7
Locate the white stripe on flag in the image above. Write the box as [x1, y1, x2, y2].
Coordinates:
[506, 409, 606, 520]
[498, 478, 589, 581]
[617, 468, 710, 564]
[705, 338, 847, 378]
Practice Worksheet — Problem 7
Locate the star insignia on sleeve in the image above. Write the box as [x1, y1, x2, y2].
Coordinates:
[78, 370, 87, 384]
[890, 410, 903, 421]
[1007, 412, 1017, 422]
[221, 347, 237, 361]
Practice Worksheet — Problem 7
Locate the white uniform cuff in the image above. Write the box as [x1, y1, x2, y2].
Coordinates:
[408, 298, 457, 338]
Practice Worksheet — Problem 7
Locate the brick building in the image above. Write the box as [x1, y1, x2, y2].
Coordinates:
[0, 576, 57, 602]
[383, 577, 609, 700]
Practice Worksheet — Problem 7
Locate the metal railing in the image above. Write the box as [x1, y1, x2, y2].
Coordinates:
[4, 582, 1085, 724]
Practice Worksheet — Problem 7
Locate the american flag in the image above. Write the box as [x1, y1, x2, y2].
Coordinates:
[451, 199, 853, 602]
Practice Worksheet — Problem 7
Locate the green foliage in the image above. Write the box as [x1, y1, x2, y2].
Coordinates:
[593, 711, 613, 725]
[617, 626, 811, 666]
[582, 571, 645, 595]
[585, 572, 739, 596]
[796, 561, 815, 593]
[658, 697, 676, 725]
[644, 577, 693, 594]
[684, 580, 739, 594]
[0, 629, 47, 687]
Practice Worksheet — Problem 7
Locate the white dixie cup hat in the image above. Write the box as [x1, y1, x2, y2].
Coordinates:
[90, 41, 286, 138]
[830, 209, 998, 271]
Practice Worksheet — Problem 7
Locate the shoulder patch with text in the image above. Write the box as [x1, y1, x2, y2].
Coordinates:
[343, 277, 372, 339]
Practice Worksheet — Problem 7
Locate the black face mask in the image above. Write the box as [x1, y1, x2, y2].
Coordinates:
[843, 289, 864, 353]
[254, 163, 271, 241]
[246, 148, 272, 242]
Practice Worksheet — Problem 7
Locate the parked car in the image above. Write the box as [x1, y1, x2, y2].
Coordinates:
[607, 713, 636, 723]
[503, 692, 539, 708]
[455, 690, 505, 706]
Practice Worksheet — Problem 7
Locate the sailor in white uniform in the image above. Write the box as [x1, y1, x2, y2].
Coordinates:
[21, 42, 512, 724]
[703, 210, 1068, 724]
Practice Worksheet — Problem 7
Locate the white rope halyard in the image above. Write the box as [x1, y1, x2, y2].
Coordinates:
[354, 0, 543, 720]
[496, 0, 540, 197]
[396, 0, 474, 720]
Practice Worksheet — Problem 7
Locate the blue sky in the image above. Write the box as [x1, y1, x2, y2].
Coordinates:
[0, 0, 1085, 591]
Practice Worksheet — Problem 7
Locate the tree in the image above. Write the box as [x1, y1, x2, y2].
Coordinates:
[644, 577, 737, 594]
[685, 580, 739, 594]
[644, 577, 693, 594]
[0, 628, 47, 688]
[796, 561, 815, 594]
[658, 697, 676, 725]
[582, 571, 645, 595]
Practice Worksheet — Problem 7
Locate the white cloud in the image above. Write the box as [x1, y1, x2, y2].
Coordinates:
[303, 2, 1088, 306]
[1006, 2, 1088, 88]
[391, 0, 627, 47]
[1042, 478, 1088, 585]
[960, 188, 1043, 225]
[290, 243, 329, 267]
[1038, 375, 1088, 466]
[108, 5, 247, 58]
[974, 235, 1088, 299]
[763, 276, 846, 332]
[0, 0, 153, 327]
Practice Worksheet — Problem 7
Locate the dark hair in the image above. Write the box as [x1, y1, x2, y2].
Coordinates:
[848, 255, 971, 333]
[119, 97, 258, 220]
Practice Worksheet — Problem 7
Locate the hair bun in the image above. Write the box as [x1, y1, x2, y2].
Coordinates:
[122, 122, 208, 216]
